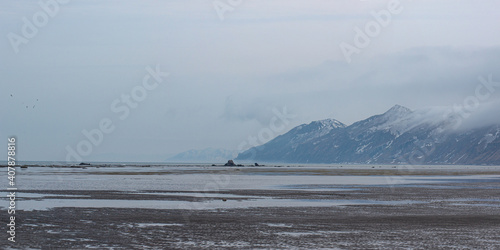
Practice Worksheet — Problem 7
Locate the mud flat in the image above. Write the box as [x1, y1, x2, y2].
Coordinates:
[2, 165, 500, 249]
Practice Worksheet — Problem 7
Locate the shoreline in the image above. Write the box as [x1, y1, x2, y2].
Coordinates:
[8, 180, 500, 248]
[2, 165, 500, 248]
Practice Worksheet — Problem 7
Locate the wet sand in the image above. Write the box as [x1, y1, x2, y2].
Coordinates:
[3, 165, 500, 249]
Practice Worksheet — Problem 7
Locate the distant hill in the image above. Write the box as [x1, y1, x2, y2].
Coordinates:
[236, 105, 500, 165]
[166, 148, 238, 163]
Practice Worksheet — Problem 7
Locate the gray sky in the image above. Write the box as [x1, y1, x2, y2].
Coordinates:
[1, 0, 500, 162]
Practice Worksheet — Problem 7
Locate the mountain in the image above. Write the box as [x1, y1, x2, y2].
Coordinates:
[236, 105, 500, 165]
[166, 148, 238, 163]
[236, 118, 346, 162]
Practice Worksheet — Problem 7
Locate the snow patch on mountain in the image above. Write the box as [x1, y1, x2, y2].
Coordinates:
[373, 106, 460, 137]
[289, 119, 345, 149]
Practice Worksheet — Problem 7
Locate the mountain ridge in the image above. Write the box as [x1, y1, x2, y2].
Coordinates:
[236, 105, 500, 165]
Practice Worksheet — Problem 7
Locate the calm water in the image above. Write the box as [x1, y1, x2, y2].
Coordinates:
[1, 164, 499, 211]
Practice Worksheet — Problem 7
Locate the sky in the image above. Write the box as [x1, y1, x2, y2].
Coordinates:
[1, 0, 500, 162]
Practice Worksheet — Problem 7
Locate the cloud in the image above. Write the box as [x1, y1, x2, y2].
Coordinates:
[457, 100, 500, 131]
[2, 0, 500, 161]
[221, 96, 279, 125]
[245, 46, 500, 124]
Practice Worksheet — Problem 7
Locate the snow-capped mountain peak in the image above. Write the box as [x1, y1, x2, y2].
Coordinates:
[381, 105, 413, 120]
[313, 118, 346, 129]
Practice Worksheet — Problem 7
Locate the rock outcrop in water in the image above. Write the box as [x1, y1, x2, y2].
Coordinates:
[224, 160, 236, 166]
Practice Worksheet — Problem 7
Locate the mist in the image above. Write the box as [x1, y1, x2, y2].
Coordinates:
[1, 0, 499, 162]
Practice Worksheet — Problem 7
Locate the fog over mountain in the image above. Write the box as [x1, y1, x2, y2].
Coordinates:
[236, 104, 500, 165]
[455, 100, 500, 132]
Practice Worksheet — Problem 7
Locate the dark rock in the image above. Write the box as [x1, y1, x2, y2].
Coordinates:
[254, 163, 259, 166]
[224, 160, 236, 166]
